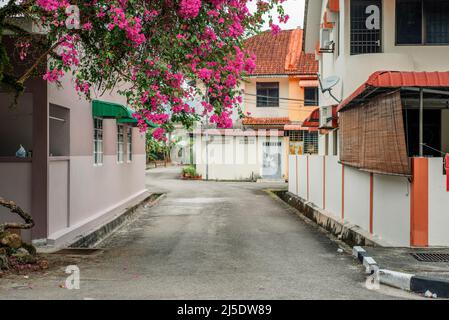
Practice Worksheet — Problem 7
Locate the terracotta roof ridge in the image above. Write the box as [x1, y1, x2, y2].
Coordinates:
[285, 29, 303, 72]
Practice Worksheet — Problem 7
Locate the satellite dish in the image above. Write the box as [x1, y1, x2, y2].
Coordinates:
[321, 75, 340, 93]
[317, 74, 342, 104]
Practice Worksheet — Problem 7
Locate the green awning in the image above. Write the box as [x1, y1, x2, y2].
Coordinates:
[92, 100, 157, 127]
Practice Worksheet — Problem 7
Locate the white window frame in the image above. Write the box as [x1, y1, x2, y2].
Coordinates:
[117, 124, 124, 164]
[127, 126, 133, 162]
[93, 117, 103, 166]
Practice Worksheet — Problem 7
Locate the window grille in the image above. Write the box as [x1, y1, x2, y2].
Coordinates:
[256, 82, 280, 107]
[117, 125, 124, 163]
[396, 0, 449, 45]
[304, 87, 319, 106]
[288, 131, 318, 154]
[94, 118, 103, 165]
[304, 131, 319, 154]
[289, 131, 304, 142]
[127, 127, 132, 162]
[350, 0, 382, 55]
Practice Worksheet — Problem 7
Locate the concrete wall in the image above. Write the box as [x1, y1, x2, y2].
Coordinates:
[428, 158, 449, 246]
[373, 174, 410, 246]
[344, 166, 370, 232]
[288, 155, 297, 194]
[309, 156, 324, 208]
[289, 155, 414, 246]
[297, 156, 308, 200]
[324, 155, 342, 218]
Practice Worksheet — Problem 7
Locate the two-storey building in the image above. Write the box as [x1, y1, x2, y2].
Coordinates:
[195, 28, 319, 181]
[288, 0, 449, 246]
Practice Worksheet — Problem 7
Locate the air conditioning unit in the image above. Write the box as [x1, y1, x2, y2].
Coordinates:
[320, 29, 334, 53]
[319, 106, 337, 129]
[320, 106, 330, 128]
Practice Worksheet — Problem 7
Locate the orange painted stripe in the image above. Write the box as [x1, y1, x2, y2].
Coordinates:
[410, 158, 429, 247]
[341, 164, 345, 220]
[369, 173, 374, 234]
[323, 156, 326, 210]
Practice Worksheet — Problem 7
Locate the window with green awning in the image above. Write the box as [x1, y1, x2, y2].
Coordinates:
[92, 100, 156, 127]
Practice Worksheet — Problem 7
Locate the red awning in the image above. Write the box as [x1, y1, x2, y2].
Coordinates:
[242, 117, 290, 126]
[302, 108, 320, 128]
[284, 124, 307, 131]
[338, 71, 449, 112]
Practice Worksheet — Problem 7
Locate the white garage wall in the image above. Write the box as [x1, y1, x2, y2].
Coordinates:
[373, 175, 410, 246]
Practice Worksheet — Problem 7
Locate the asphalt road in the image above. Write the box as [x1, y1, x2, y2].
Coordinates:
[0, 167, 417, 299]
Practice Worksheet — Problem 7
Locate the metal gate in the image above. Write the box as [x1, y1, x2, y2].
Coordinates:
[262, 141, 282, 179]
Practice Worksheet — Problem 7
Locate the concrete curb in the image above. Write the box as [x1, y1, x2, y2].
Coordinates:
[271, 190, 449, 298]
[352, 246, 449, 298]
[275, 190, 389, 247]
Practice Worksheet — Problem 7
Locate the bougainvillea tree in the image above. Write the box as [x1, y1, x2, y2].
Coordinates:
[0, 0, 287, 140]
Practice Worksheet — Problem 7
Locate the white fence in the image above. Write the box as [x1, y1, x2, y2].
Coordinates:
[288, 155, 412, 246]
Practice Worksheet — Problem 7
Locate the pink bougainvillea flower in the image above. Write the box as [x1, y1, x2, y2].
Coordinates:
[178, 0, 202, 19]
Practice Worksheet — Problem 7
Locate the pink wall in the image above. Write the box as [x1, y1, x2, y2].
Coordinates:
[45, 75, 147, 243]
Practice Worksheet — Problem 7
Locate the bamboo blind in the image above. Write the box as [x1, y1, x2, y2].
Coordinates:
[339, 91, 411, 176]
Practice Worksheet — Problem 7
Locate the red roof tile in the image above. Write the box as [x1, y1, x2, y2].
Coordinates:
[244, 29, 318, 76]
[338, 71, 449, 111]
[242, 117, 291, 125]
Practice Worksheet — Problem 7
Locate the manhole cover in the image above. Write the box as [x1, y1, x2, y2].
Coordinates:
[412, 252, 449, 262]
[52, 248, 102, 256]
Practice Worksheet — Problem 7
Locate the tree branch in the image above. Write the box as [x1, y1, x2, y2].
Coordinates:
[0, 198, 34, 233]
